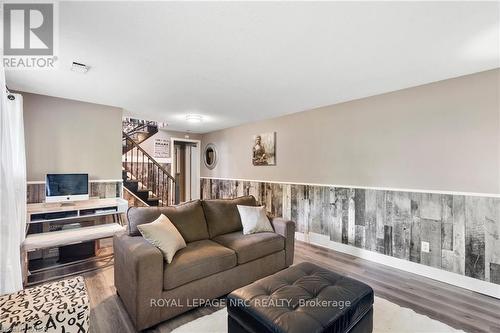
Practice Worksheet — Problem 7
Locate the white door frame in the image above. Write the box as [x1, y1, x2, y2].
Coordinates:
[170, 138, 201, 202]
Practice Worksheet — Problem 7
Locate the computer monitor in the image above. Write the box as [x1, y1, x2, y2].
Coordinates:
[45, 173, 89, 203]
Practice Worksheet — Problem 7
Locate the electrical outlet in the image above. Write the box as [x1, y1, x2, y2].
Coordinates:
[421, 241, 430, 253]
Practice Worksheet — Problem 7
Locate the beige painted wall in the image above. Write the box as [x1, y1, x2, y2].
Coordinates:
[201, 69, 500, 194]
[23, 92, 123, 181]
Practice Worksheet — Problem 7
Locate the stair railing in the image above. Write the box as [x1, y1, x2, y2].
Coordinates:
[122, 121, 159, 154]
[122, 131, 175, 206]
[123, 120, 157, 137]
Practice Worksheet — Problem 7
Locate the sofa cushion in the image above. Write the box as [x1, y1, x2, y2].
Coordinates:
[127, 200, 209, 242]
[202, 196, 257, 238]
[163, 239, 237, 290]
[213, 231, 284, 264]
[238, 205, 274, 235]
[136, 214, 186, 263]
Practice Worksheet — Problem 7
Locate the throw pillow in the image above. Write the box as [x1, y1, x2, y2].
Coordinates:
[237, 205, 274, 235]
[137, 214, 186, 263]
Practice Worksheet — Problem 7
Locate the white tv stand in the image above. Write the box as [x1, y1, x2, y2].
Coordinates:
[23, 197, 128, 285]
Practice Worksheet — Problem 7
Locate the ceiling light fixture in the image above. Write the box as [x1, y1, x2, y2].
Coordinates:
[186, 114, 203, 123]
[71, 62, 89, 73]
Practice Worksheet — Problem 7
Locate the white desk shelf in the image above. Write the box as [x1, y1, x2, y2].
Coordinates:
[23, 197, 128, 286]
[27, 198, 128, 224]
[24, 223, 125, 251]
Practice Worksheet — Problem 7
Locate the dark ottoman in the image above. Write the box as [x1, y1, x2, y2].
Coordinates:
[227, 262, 373, 333]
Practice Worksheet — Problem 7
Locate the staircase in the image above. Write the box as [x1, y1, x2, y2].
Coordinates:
[122, 119, 158, 154]
[122, 121, 175, 207]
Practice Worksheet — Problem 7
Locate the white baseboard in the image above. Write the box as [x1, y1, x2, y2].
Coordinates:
[296, 232, 500, 299]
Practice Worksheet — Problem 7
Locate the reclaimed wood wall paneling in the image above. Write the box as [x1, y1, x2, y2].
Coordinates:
[27, 182, 122, 204]
[200, 178, 500, 284]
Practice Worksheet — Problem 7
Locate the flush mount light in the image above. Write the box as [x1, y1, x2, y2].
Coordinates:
[186, 114, 203, 123]
[71, 62, 89, 73]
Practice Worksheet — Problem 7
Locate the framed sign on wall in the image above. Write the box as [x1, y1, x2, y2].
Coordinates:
[154, 138, 170, 158]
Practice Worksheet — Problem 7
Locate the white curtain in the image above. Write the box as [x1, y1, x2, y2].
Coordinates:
[0, 63, 27, 295]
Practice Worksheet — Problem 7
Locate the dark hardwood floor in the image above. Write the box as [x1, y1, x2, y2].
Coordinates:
[80, 241, 500, 333]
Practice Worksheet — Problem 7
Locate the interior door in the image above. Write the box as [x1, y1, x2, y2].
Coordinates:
[172, 140, 200, 204]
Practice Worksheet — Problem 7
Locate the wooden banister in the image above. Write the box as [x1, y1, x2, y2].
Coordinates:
[122, 131, 175, 206]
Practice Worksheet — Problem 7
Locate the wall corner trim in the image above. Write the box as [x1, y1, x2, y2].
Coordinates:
[296, 232, 500, 300]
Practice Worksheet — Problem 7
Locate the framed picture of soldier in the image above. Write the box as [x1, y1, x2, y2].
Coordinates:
[252, 132, 276, 166]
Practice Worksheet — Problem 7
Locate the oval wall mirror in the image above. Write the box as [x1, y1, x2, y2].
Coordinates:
[204, 143, 218, 170]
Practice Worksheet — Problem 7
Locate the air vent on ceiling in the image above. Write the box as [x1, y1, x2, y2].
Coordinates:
[71, 62, 89, 73]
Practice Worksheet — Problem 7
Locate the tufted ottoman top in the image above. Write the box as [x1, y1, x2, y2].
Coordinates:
[227, 262, 374, 333]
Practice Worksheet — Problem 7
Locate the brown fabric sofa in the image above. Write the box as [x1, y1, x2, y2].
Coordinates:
[113, 196, 295, 331]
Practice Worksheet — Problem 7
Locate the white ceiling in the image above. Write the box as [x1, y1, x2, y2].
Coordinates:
[6, 1, 500, 133]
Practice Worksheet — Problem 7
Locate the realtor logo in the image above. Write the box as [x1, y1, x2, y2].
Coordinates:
[2, 2, 57, 69]
[3, 3, 54, 55]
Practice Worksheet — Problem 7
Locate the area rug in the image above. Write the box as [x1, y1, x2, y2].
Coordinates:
[171, 296, 465, 333]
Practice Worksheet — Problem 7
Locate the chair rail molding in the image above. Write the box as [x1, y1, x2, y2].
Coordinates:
[200, 176, 500, 198]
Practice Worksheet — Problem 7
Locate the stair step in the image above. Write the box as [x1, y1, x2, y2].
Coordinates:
[135, 189, 152, 201]
[123, 180, 139, 192]
[147, 199, 160, 207]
